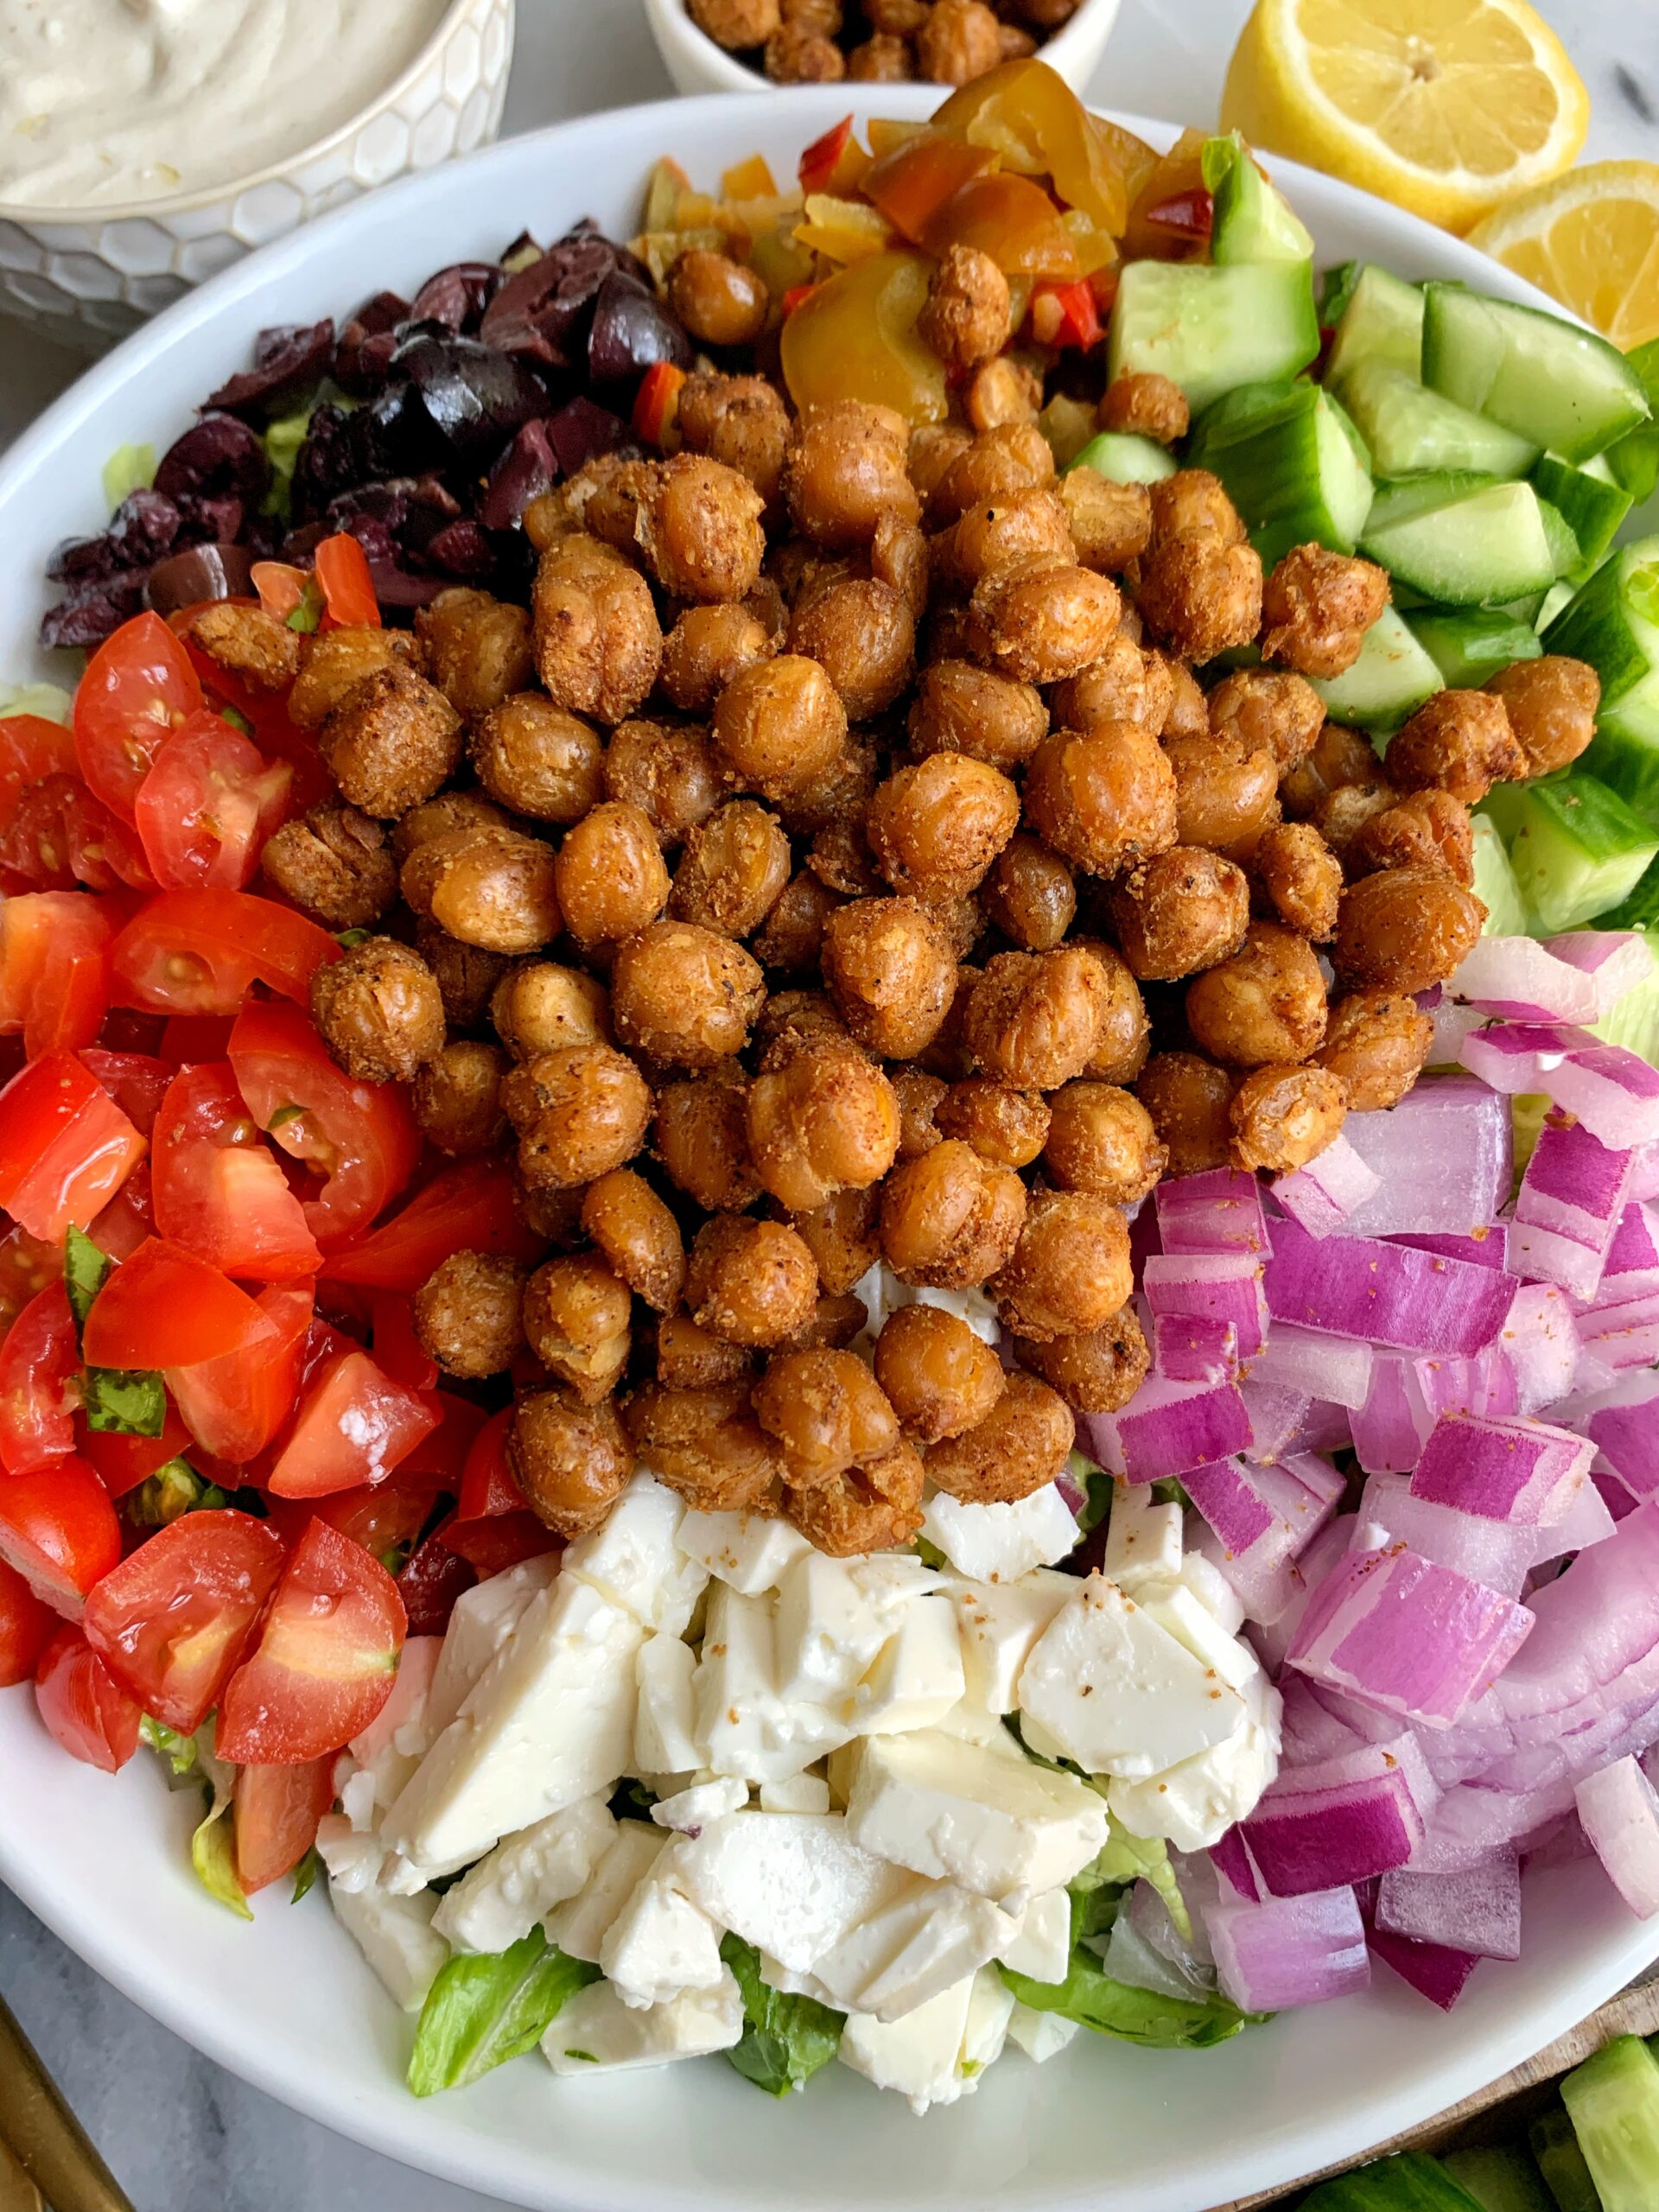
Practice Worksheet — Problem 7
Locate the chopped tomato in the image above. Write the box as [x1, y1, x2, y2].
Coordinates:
[0, 1283, 78, 1478]
[151, 1061, 320, 1281]
[314, 532, 381, 630]
[1029, 274, 1103, 350]
[0, 713, 77, 820]
[266, 1350, 439, 1499]
[397, 1388, 487, 1487]
[0, 772, 79, 893]
[79, 1048, 174, 1137]
[168, 1279, 313, 1464]
[862, 130, 997, 243]
[0, 1052, 146, 1244]
[82, 1236, 279, 1371]
[73, 612, 204, 823]
[81, 1508, 286, 1732]
[321, 1156, 538, 1288]
[230, 998, 419, 1249]
[0, 893, 113, 1060]
[0, 1225, 64, 1344]
[798, 114, 859, 197]
[457, 1408, 523, 1521]
[440, 1510, 559, 1578]
[77, 1399, 194, 1497]
[397, 1522, 476, 1633]
[0, 1458, 123, 1616]
[85, 1156, 156, 1261]
[35, 1624, 143, 1772]
[234, 1756, 335, 1891]
[62, 785, 156, 893]
[111, 889, 338, 1017]
[0, 1555, 55, 1686]
[370, 1290, 437, 1393]
[216, 1517, 406, 1764]
[250, 563, 310, 625]
[266, 1466, 438, 1560]
[135, 713, 293, 893]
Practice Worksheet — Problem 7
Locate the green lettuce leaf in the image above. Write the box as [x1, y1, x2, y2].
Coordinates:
[102, 443, 156, 509]
[80, 1363, 167, 1437]
[720, 1935, 843, 2097]
[408, 1930, 600, 2097]
[998, 1948, 1255, 2050]
[1070, 1451, 1113, 1535]
[188, 1724, 251, 1921]
[1071, 1822, 1191, 1942]
[63, 1224, 110, 1340]
[0, 680, 73, 724]
[139, 1714, 201, 1780]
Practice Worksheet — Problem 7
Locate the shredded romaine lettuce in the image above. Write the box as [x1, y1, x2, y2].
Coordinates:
[998, 1947, 1253, 2050]
[101, 443, 156, 510]
[0, 681, 73, 723]
[720, 1935, 843, 2097]
[407, 1929, 599, 2097]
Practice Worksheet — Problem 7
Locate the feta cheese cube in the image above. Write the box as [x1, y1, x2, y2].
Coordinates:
[844, 1729, 1107, 1906]
[563, 1474, 708, 1637]
[599, 1843, 726, 2010]
[854, 1264, 1000, 1349]
[431, 1796, 615, 1955]
[1135, 1580, 1258, 1691]
[839, 1975, 976, 2113]
[314, 1812, 386, 1896]
[422, 1555, 559, 1740]
[694, 1582, 849, 1782]
[921, 1485, 1081, 1584]
[543, 1969, 744, 2074]
[1100, 1484, 1182, 1589]
[329, 1885, 448, 2013]
[1106, 1671, 1283, 1853]
[1017, 1573, 1244, 1781]
[852, 1595, 965, 1736]
[1175, 1544, 1247, 1636]
[634, 1634, 700, 1776]
[651, 1775, 748, 1832]
[1006, 2002, 1081, 2063]
[947, 1572, 1076, 1725]
[349, 1633, 440, 1772]
[759, 1771, 831, 1814]
[961, 1964, 1015, 2078]
[673, 1810, 910, 1973]
[934, 1701, 1028, 1752]
[772, 1554, 903, 1704]
[808, 1877, 1020, 2022]
[675, 1508, 812, 1596]
[544, 1821, 667, 1965]
[996, 1888, 1071, 1986]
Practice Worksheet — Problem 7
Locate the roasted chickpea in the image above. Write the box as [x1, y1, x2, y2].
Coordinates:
[413, 1250, 526, 1380]
[187, 601, 300, 694]
[320, 663, 464, 818]
[689, 0, 779, 42]
[1135, 1051, 1236, 1177]
[1351, 788, 1476, 886]
[532, 536, 662, 727]
[1207, 666, 1325, 773]
[666, 249, 770, 349]
[1261, 545, 1390, 679]
[610, 919, 766, 1068]
[1162, 660, 1210, 741]
[915, 0, 1002, 81]
[780, 1293, 868, 1357]
[401, 823, 563, 956]
[1486, 655, 1599, 779]
[925, 1370, 1073, 1503]
[261, 804, 395, 931]
[412, 1039, 509, 1156]
[785, 401, 918, 549]
[548, 802, 670, 955]
[1109, 847, 1251, 981]
[1050, 636, 1175, 736]
[1279, 719, 1383, 823]
[581, 1168, 685, 1313]
[1015, 1306, 1149, 1416]
[874, 1302, 1005, 1443]
[957, 946, 1103, 1091]
[764, 20, 845, 77]
[1097, 372, 1189, 445]
[920, 963, 980, 1082]
[662, 798, 790, 942]
[505, 1043, 652, 1188]
[1058, 469, 1153, 575]
[1317, 989, 1433, 1111]
[820, 896, 957, 1058]
[747, 1032, 900, 1211]
[523, 1252, 632, 1402]
[1077, 939, 1151, 1085]
[1315, 779, 1401, 860]
[1137, 535, 1264, 665]
[1043, 1080, 1166, 1203]
[561, 456, 653, 553]
[917, 242, 1012, 369]
[470, 695, 604, 823]
[963, 353, 1041, 435]
[879, 1138, 1026, 1287]
[864, 754, 1019, 905]
[982, 835, 1076, 951]
[654, 1069, 760, 1210]
[653, 1312, 755, 1389]
[393, 788, 509, 867]
[712, 653, 849, 801]
[848, 30, 912, 77]
[944, 484, 1073, 587]
[1185, 920, 1328, 1068]
[751, 868, 842, 971]
[686, 1215, 819, 1347]
[806, 812, 882, 899]
[288, 626, 420, 729]
[785, 740, 880, 842]
[1229, 1062, 1346, 1173]
[753, 1349, 899, 1486]
[1253, 821, 1342, 940]
[491, 960, 610, 1061]
[788, 577, 916, 721]
[990, 1187, 1132, 1343]
[906, 659, 1048, 772]
[1166, 732, 1281, 862]
[935, 1078, 1050, 1168]
[602, 715, 722, 848]
[1024, 721, 1179, 877]
[786, 1438, 925, 1556]
[512, 1173, 586, 1250]
[969, 559, 1121, 686]
[677, 372, 791, 513]
[511, 1388, 635, 1538]
[624, 1381, 781, 1512]
[789, 1184, 882, 1295]
[927, 422, 1053, 527]
[1147, 469, 1246, 550]
[416, 919, 507, 1028]
[659, 603, 775, 715]
[415, 588, 534, 718]
[891, 1065, 947, 1159]
[1334, 866, 1486, 995]
[1385, 690, 1523, 805]
[638, 454, 767, 607]
[310, 937, 443, 1084]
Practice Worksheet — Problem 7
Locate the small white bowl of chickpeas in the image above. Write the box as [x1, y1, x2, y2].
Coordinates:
[644, 0, 1122, 98]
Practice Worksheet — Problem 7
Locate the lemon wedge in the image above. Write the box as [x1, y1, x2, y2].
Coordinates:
[1467, 161, 1659, 349]
[1220, 0, 1590, 235]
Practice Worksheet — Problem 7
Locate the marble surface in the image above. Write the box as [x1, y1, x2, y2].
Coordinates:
[3, 2, 1657, 2207]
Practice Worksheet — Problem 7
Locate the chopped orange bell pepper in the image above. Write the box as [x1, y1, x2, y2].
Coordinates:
[632, 360, 687, 449]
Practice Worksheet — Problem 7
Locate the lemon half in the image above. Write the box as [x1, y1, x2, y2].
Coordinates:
[1468, 160, 1659, 350]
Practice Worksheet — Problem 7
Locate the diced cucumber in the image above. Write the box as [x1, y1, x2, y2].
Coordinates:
[1593, 925, 1659, 1062]
[1605, 336, 1659, 503]
[1405, 607, 1541, 689]
[1533, 453, 1634, 579]
[1546, 535, 1659, 813]
[1186, 378, 1372, 564]
[1538, 495, 1583, 581]
[1337, 358, 1536, 479]
[1299, 2152, 1485, 2210]
[1600, 850, 1659, 931]
[1422, 283, 1652, 463]
[1202, 133, 1315, 265]
[1484, 772, 1659, 932]
[1441, 2146, 1554, 2212]
[1529, 2107, 1603, 2212]
[1535, 578, 1578, 632]
[1364, 472, 1502, 533]
[1063, 430, 1178, 486]
[1319, 261, 1362, 326]
[1360, 480, 1560, 607]
[1310, 605, 1444, 735]
[1470, 811, 1531, 936]
[1560, 2034, 1659, 2212]
[1108, 259, 1320, 415]
[1324, 264, 1426, 389]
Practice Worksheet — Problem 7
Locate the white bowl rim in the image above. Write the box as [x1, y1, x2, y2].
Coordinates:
[0, 0, 504, 228]
[3, 82, 1655, 2212]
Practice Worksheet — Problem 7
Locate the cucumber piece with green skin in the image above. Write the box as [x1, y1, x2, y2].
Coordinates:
[1337, 358, 1537, 480]
[1484, 772, 1659, 932]
[1319, 260, 1361, 326]
[1310, 605, 1443, 734]
[1201, 133, 1315, 265]
[1593, 925, 1659, 1060]
[1422, 283, 1652, 463]
[1185, 378, 1372, 564]
[1560, 2034, 1659, 2212]
[1108, 259, 1320, 415]
[1470, 812, 1531, 936]
[1532, 453, 1634, 580]
[1537, 496, 1583, 581]
[1605, 335, 1659, 502]
[1299, 2152, 1484, 2211]
[1599, 849, 1659, 931]
[1324, 264, 1426, 388]
[1529, 2108, 1604, 2212]
[1535, 577, 1579, 632]
[1405, 607, 1542, 689]
[1546, 536, 1659, 813]
[1363, 471, 1502, 533]
[1441, 2146, 1554, 2212]
[1063, 430, 1178, 486]
[1360, 480, 1560, 607]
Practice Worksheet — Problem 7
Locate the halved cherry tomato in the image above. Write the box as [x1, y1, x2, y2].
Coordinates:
[230, 998, 419, 1249]
[81, 1508, 287, 1732]
[0, 1225, 63, 1344]
[135, 713, 293, 893]
[0, 1284, 79, 1478]
[62, 785, 156, 893]
[457, 1408, 522, 1521]
[0, 1555, 55, 1686]
[370, 1290, 437, 1393]
[314, 532, 381, 631]
[85, 1156, 156, 1262]
[82, 1236, 279, 1371]
[77, 1399, 194, 1497]
[920, 170, 1083, 279]
[0, 1458, 123, 1616]
[0, 713, 77, 821]
[0, 1051, 146, 1243]
[73, 612, 204, 823]
[151, 1061, 321, 1281]
[932, 59, 1132, 236]
[79, 1048, 174, 1137]
[168, 1279, 314, 1464]
[632, 360, 687, 449]
[234, 1756, 335, 1892]
[0, 772, 79, 893]
[397, 1522, 476, 1634]
[35, 1624, 142, 1771]
[217, 1517, 406, 1763]
[267, 1350, 439, 1499]
[440, 1510, 559, 1578]
[111, 889, 338, 1017]
[321, 1156, 539, 1288]
[0, 893, 113, 1059]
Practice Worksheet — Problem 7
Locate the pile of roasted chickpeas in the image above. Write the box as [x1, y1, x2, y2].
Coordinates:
[688, 0, 1081, 88]
[201, 225, 1601, 1567]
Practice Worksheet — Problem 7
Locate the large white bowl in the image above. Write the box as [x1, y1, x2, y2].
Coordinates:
[3, 86, 1655, 2212]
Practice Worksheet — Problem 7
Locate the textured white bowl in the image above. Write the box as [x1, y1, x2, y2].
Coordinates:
[644, 0, 1121, 99]
[3, 85, 1656, 2212]
[0, 0, 514, 355]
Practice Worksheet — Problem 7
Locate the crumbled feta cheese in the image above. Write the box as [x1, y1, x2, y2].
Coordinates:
[996, 1887, 1071, 1986]
[1135, 1580, 1259, 1692]
[1099, 1484, 1182, 1589]
[960, 1964, 1015, 2077]
[852, 1595, 964, 1736]
[807, 1875, 1020, 2021]
[772, 1553, 908, 1704]
[543, 1969, 745, 2074]
[759, 1771, 831, 1814]
[421, 1555, 559, 1741]
[694, 1581, 849, 1782]
[1006, 2002, 1081, 2063]
[599, 1842, 727, 2010]
[672, 1810, 909, 1973]
[651, 1775, 748, 1832]
[853, 1263, 1000, 1349]
[922, 1484, 1081, 1584]
[314, 1812, 386, 1896]
[1173, 1544, 1247, 1637]
[329, 1884, 448, 2013]
[675, 1508, 813, 1596]
[634, 1633, 700, 1776]
[431, 1796, 615, 1955]
[947, 1571, 1076, 1726]
[839, 1974, 976, 2113]
[544, 1821, 668, 1965]
[349, 1633, 440, 1773]
[563, 1474, 708, 1636]
[1106, 1671, 1283, 1853]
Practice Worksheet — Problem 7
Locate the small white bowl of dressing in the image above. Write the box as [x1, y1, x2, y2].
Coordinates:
[0, 0, 516, 353]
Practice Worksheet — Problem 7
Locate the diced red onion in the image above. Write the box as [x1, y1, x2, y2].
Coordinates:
[1084, 1371, 1253, 1484]
[1154, 1168, 1271, 1257]
[1054, 1465, 1087, 1517]
[1365, 1923, 1480, 2011]
[1128, 1862, 1217, 1976]
[1595, 1471, 1641, 1523]
[1237, 1377, 1317, 1464]
[1184, 1453, 1338, 1594]
[1534, 1478, 1617, 1566]
[1494, 1283, 1581, 1414]
[1205, 1884, 1370, 2010]
[1510, 1112, 1634, 1298]
[1574, 1288, 1659, 1385]
[1590, 1202, 1659, 1306]
[1630, 1141, 1659, 1202]
[1449, 932, 1654, 1024]
[1241, 1763, 1424, 1897]
[1103, 1913, 1210, 2002]
[1334, 1078, 1513, 1237]
[1152, 1312, 1237, 1382]
[1143, 1251, 1268, 1357]
[1360, 1472, 1536, 1599]
[1491, 1503, 1659, 1737]
[1265, 1215, 1517, 1357]
[1271, 1135, 1380, 1238]
[1414, 1346, 1516, 1424]
[1576, 1755, 1659, 1917]
[1573, 1370, 1659, 1500]
[1248, 1319, 1373, 1408]
[1374, 1859, 1521, 1959]
[1191, 1512, 1307, 1628]
[1460, 1022, 1659, 1150]
[1423, 988, 1491, 1071]
[1351, 1356, 1432, 1474]
[1409, 1412, 1594, 1527]
[1251, 1515, 1357, 1665]
[1397, 1227, 1510, 1271]
[1544, 930, 1656, 1008]
[1209, 1828, 1262, 1902]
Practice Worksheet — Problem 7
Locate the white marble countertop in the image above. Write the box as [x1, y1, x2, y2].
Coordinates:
[3, 2, 1657, 2206]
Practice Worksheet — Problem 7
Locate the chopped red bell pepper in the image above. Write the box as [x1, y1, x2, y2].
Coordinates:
[1142, 187, 1213, 239]
[1028, 276, 1103, 352]
[632, 359, 688, 450]
[798, 114, 854, 197]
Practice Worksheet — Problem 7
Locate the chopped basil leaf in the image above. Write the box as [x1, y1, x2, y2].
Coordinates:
[563, 2050, 597, 2063]
[80, 1364, 167, 1437]
[286, 577, 325, 634]
[407, 1930, 600, 2097]
[912, 1535, 948, 1571]
[290, 1848, 321, 1905]
[62, 1224, 111, 1341]
[128, 1462, 225, 1528]
[336, 927, 371, 949]
[720, 1935, 843, 2098]
[1070, 1451, 1113, 1535]
[219, 704, 254, 736]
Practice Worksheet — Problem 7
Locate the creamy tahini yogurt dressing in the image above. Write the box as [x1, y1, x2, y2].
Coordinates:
[0, 0, 452, 207]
